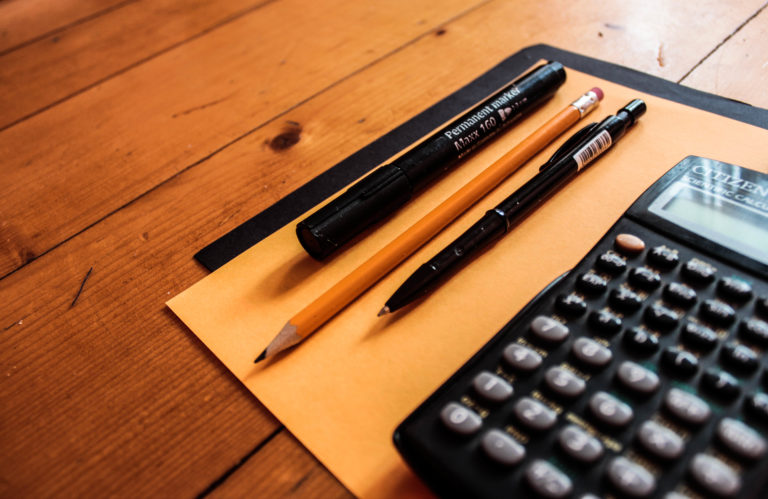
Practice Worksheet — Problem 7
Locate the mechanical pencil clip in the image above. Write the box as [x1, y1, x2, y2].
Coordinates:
[379, 99, 646, 315]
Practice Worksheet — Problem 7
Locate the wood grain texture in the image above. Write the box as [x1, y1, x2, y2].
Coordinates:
[0, 0, 482, 279]
[681, 4, 768, 109]
[0, 0, 131, 54]
[207, 430, 354, 499]
[0, 0, 269, 130]
[1, 0, 767, 497]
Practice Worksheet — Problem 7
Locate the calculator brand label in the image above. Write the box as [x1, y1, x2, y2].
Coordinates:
[686, 164, 768, 212]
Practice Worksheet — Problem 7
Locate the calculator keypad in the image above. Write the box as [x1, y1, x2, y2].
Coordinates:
[396, 218, 768, 498]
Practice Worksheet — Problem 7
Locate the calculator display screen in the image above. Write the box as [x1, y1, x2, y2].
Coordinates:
[649, 181, 768, 266]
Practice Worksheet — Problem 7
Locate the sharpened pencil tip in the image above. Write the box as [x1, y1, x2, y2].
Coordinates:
[254, 349, 267, 363]
[377, 306, 390, 317]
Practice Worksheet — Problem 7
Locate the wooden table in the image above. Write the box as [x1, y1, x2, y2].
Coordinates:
[1, 1, 766, 496]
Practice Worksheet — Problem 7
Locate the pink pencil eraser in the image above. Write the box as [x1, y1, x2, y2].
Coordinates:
[591, 87, 604, 101]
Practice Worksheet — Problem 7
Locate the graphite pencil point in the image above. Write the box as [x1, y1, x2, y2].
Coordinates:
[254, 349, 267, 363]
[377, 306, 390, 317]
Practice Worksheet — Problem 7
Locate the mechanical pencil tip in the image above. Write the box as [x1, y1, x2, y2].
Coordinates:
[377, 306, 390, 317]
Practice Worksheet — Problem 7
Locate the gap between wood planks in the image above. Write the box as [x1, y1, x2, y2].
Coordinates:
[195, 426, 283, 498]
[0, 0, 492, 283]
[0, 0, 137, 58]
[0, 0, 279, 134]
[677, 0, 768, 84]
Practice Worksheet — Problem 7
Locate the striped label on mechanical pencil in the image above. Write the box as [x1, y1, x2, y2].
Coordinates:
[574, 130, 612, 170]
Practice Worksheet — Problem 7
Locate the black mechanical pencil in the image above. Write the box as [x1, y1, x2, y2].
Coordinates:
[379, 99, 647, 315]
[296, 61, 567, 260]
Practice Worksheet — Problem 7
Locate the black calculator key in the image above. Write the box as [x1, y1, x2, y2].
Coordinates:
[596, 252, 627, 275]
[682, 259, 717, 286]
[440, 403, 482, 435]
[530, 316, 570, 344]
[610, 287, 643, 313]
[544, 366, 586, 398]
[629, 267, 662, 290]
[716, 418, 767, 460]
[588, 310, 622, 336]
[616, 361, 660, 395]
[720, 342, 759, 375]
[664, 388, 711, 425]
[525, 460, 573, 499]
[637, 420, 685, 460]
[514, 397, 557, 431]
[623, 327, 660, 356]
[503, 344, 543, 372]
[648, 245, 679, 270]
[661, 347, 699, 378]
[745, 393, 768, 422]
[700, 299, 736, 327]
[717, 276, 753, 303]
[700, 369, 740, 402]
[606, 456, 656, 498]
[572, 338, 613, 369]
[590, 391, 633, 427]
[481, 429, 526, 466]
[663, 282, 697, 308]
[555, 293, 588, 317]
[644, 303, 681, 332]
[558, 424, 604, 463]
[757, 296, 768, 317]
[473, 372, 513, 403]
[680, 321, 719, 352]
[577, 273, 609, 295]
[689, 454, 741, 498]
[739, 318, 768, 347]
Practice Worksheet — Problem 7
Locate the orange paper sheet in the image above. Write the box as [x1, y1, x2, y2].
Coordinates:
[168, 66, 768, 497]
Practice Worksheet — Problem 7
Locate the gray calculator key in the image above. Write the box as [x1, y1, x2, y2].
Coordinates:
[440, 402, 481, 435]
[572, 337, 613, 368]
[545, 366, 586, 398]
[472, 371, 513, 402]
[559, 424, 604, 463]
[617, 361, 660, 394]
[637, 420, 684, 459]
[690, 454, 741, 498]
[531, 316, 570, 343]
[606, 456, 656, 498]
[514, 397, 557, 431]
[664, 388, 711, 425]
[590, 391, 633, 427]
[503, 343, 542, 372]
[525, 459, 573, 499]
[716, 418, 767, 460]
[481, 429, 525, 466]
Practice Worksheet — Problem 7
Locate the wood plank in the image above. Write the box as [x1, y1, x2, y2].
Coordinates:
[207, 430, 353, 498]
[0, 0, 482, 279]
[0, 0, 268, 130]
[1, 3, 766, 496]
[680, 5, 768, 109]
[0, 0, 130, 54]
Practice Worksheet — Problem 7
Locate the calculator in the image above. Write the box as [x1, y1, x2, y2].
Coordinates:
[393, 156, 768, 498]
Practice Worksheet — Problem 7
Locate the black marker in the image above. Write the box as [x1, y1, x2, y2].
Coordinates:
[380, 99, 647, 315]
[296, 62, 567, 260]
